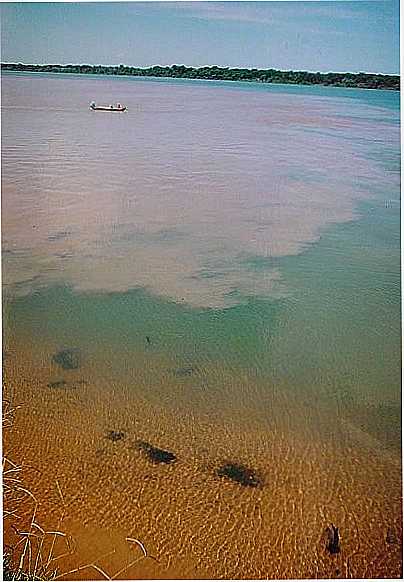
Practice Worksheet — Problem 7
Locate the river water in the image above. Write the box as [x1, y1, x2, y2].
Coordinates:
[2, 72, 401, 579]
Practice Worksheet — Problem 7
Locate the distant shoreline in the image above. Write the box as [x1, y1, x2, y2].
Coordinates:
[1, 63, 399, 91]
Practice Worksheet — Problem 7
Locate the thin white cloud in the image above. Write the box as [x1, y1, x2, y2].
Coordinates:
[178, 2, 277, 24]
[171, 1, 380, 25]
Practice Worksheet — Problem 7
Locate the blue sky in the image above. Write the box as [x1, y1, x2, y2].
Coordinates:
[0, 2, 400, 74]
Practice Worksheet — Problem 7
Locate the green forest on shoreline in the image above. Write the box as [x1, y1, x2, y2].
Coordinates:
[1, 62, 400, 90]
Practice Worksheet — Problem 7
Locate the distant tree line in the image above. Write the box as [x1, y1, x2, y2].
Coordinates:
[1, 62, 400, 90]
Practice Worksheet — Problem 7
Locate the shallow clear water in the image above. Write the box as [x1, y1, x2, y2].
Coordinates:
[2, 72, 401, 579]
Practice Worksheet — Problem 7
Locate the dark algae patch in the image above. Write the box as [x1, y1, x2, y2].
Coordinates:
[325, 524, 340, 554]
[47, 379, 67, 389]
[106, 430, 126, 442]
[52, 348, 81, 370]
[172, 366, 198, 378]
[386, 527, 399, 545]
[46, 378, 87, 389]
[136, 440, 177, 464]
[217, 462, 261, 488]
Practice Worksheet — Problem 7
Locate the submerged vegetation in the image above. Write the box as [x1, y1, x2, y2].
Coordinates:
[136, 441, 177, 464]
[47, 380, 67, 389]
[1, 62, 400, 90]
[325, 524, 341, 555]
[52, 349, 81, 371]
[217, 462, 262, 487]
[106, 430, 126, 442]
[171, 365, 198, 378]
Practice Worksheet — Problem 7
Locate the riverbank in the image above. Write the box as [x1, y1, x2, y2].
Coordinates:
[1, 63, 400, 90]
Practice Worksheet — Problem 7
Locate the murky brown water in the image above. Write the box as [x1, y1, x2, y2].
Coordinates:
[2, 73, 398, 308]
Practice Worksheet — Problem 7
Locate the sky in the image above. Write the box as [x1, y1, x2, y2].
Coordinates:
[0, 1, 400, 74]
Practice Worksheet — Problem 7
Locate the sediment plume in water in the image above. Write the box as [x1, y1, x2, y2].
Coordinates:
[2, 74, 399, 308]
[2, 74, 401, 579]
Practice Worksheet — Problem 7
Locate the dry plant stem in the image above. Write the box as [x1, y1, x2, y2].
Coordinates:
[55, 480, 65, 505]
[44, 530, 73, 572]
[19, 503, 37, 574]
[2, 400, 23, 429]
[3, 403, 73, 580]
[110, 556, 144, 580]
[3, 466, 23, 476]
[91, 564, 113, 580]
[4, 510, 22, 518]
[5, 477, 71, 579]
[34, 529, 46, 576]
[39, 482, 73, 578]
[53, 549, 117, 580]
[125, 537, 148, 558]
[4, 407, 153, 580]
[47, 509, 66, 565]
[44, 479, 73, 573]
[110, 537, 154, 580]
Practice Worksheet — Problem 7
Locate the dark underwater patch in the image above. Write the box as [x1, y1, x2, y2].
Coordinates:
[172, 365, 198, 378]
[386, 527, 398, 545]
[106, 430, 126, 442]
[47, 378, 87, 389]
[325, 524, 340, 554]
[217, 462, 261, 488]
[52, 348, 81, 370]
[136, 440, 177, 464]
[47, 380, 68, 389]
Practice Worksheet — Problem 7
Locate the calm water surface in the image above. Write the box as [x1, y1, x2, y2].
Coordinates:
[2, 72, 401, 579]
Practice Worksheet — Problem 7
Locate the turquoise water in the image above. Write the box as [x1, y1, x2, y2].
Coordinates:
[4, 70, 400, 109]
[6, 186, 400, 438]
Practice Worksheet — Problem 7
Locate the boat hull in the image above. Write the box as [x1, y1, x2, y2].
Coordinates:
[90, 105, 127, 112]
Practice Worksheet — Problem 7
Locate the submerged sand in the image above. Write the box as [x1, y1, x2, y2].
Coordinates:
[3, 336, 402, 580]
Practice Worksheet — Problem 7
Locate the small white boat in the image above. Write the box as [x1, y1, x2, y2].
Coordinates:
[90, 102, 127, 112]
